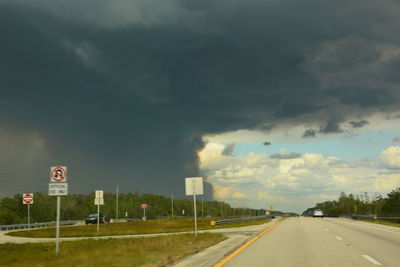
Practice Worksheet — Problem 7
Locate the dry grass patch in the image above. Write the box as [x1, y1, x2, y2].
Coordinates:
[8, 218, 271, 238]
[0, 233, 226, 267]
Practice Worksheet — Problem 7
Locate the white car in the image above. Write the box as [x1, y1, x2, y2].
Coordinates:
[313, 209, 324, 218]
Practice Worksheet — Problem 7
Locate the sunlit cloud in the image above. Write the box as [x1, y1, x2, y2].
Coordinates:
[380, 146, 400, 168]
[200, 142, 400, 212]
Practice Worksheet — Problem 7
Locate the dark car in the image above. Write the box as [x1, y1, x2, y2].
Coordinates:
[85, 213, 110, 224]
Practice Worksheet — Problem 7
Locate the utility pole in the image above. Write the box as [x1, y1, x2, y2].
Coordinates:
[116, 185, 119, 220]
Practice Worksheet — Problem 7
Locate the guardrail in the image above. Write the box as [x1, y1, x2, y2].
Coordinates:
[211, 215, 273, 226]
[0, 220, 76, 231]
[126, 219, 143, 222]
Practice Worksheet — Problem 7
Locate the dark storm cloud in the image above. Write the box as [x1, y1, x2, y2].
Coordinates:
[271, 152, 302, 160]
[263, 142, 272, 146]
[222, 143, 235, 156]
[1, 0, 400, 197]
[319, 118, 344, 134]
[349, 120, 369, 128]
[303, 129, 317, 138]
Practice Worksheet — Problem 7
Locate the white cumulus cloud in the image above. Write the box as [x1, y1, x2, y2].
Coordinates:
[380, 146, 400, 168]
[200, 142, 400, 213]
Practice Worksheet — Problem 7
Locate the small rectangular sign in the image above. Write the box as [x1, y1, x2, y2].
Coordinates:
[95, 190, 103, 199]
[141, 203, 148, 209]
[185, 177, 204, 195]
[94, 198, 104, 205]
[48, 183, 68, 196]
[23, 193, 34, 204]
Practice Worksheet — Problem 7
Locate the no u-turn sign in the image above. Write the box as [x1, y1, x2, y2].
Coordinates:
[50, 166, 67, 182]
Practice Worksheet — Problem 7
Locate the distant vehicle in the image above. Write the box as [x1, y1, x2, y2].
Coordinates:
[85, 213, 110, 224]
[313, 209, 324, 218]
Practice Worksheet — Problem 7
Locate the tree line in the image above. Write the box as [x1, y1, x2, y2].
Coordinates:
[303, 187, 400, 218]
[0, 192, 268, 225]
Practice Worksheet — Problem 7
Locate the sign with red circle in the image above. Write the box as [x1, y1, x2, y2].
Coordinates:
[141, 204, 148, 209]
[23, 193, 34, 204]
[50, 166, 67, 182]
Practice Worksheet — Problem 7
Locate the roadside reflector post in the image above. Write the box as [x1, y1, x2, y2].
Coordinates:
[185, 177, 204, 237]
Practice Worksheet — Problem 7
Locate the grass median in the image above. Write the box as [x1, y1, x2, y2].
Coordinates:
[366, 219, 400, 228]
[0, 233, 226, 267]
[8, 218, 271, 238]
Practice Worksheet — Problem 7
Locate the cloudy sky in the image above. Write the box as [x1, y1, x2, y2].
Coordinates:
[1, 0, 400, 213]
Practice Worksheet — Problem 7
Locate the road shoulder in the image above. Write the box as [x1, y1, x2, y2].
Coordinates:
[171, 219, 280, 267]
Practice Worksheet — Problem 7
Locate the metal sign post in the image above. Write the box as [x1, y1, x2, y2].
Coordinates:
[171, 194, 174, 217]
[22, 193, 33, 230]
[201, 196, 204, 218]
[56, 196, 61, 255]
[97, 202, 100, 232]
[185, 177, 203, 237]
[49, 166, 68, 257]
[95, 190, 104, 232]
[141, 204, 148, 221]
[28, 204, 30, 230]
[116, 185, 119, 220]
[193, 192, 197, 237]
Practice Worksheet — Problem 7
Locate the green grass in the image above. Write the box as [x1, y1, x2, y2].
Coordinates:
[366, 219, 400, 228]
[0, 233, 226, 267]
[8, 218, 271, 238]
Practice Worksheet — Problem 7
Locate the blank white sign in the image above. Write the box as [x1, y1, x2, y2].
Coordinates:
[94, 198, 104, 205]
[185, 177, 203, 195]
[95, 190, 103, 199]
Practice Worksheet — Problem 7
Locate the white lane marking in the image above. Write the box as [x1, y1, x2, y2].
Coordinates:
[362, 255, 382, 265]
[361, 225, 400, 236]
[338, 220, 400, 236]
[335, 236, 343, 240]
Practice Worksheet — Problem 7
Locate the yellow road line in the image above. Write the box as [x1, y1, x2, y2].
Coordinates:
[214, 218, 287, 267]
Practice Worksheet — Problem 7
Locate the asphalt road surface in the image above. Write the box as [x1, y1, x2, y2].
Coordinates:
[223, 217, 400, 267]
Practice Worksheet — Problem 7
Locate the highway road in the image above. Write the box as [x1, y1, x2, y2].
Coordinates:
[222, 217, 400, 267]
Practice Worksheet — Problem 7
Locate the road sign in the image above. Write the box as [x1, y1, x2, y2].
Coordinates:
[141, 203, 148, 209]
[50, 166, 67, 182]
[95, 190, 103, 199]
[94, 190, 104, 232]
[185, 177, 204, 237]
[185, 177, 204, 195]
[94, 198, 104, 205]
[49, 166, 68, 257]
[23, 193, 34, 204]
[48, 183, 68, 196]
